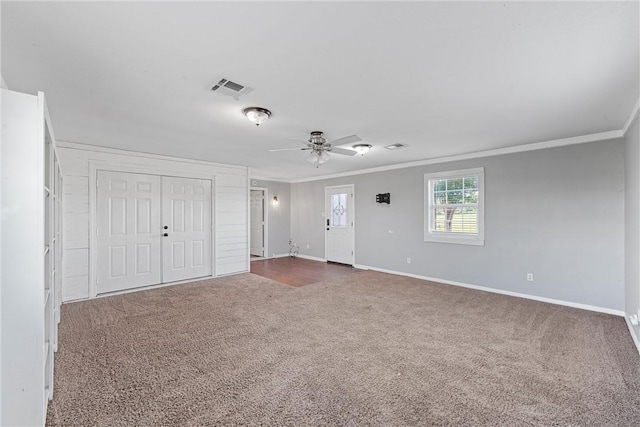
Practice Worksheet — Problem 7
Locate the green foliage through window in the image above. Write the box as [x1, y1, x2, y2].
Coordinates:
[430, 175, 479, 234]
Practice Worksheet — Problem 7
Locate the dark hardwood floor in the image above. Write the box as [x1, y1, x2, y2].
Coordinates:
[250, 257, 361, 287]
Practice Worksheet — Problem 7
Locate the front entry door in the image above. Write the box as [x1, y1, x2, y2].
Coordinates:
[161, 176, 212, 283]
[96, 171, 162, 294]
[325, 185, 354, 265]
[250, 190, 265, 257]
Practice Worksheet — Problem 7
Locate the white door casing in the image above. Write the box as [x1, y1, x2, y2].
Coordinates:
[325, 184, 355, 265]
[96, 171, 162, 294]
[162, 176, 212, 283]
[250, 190, 265, 257]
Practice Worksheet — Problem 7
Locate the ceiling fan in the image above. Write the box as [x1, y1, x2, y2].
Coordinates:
[269, 131, 362, 167]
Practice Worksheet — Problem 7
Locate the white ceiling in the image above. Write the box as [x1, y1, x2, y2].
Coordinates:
[2, 1, 638, 181]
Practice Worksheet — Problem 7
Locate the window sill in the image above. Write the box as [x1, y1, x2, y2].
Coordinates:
[424, 234, 484, 246]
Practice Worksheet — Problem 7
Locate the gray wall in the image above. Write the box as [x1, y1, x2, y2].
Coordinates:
[292, 140, 625, 311]
[251, 179, 291, 256]
[625, 114, 640, 337]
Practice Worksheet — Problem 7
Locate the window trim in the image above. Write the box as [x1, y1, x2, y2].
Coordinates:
[424, 167, 485, 246]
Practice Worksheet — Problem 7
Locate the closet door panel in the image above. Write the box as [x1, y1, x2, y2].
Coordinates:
[162, 176, 212, 283]
[96, 171, 161, 294]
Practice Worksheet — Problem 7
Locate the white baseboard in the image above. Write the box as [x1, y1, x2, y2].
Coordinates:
[63, 274, 241, 303]
[270, 253, 291, 259]
[624, 314, 640, 355]
[62, 293, 89, 303]
[250, 253, 289, 260]
[297, 254, 327, 262]
[354, 264, 625, 317]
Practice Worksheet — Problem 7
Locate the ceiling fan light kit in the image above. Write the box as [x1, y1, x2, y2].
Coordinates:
[243, 107, 271, 126]
[307, 150, 331, 168]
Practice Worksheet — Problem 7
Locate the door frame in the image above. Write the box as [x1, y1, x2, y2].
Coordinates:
[324, 184, 355, 265]
[89, 160, 216, 298]
[249, 187, 269, 260]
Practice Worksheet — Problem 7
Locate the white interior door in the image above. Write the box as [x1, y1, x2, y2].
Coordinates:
[162, 176, 212, 283]
[97, 171, 162, 294]
[250, 190, 265, 257]
[325, 185, 354, 265]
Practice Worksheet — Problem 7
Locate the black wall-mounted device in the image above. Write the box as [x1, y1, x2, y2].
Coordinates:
[376, 193, 391, 204]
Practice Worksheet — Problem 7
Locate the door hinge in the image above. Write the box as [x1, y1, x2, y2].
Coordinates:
[96, 179, 99, 188]
[351, 250, 354, 255]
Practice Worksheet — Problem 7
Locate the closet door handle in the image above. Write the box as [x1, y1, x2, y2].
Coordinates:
[163, 233, 168, 237]
[163, 225, 168, 230]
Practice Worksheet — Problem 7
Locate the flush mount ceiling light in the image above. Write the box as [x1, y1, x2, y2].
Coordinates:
[352, 144, 372, 155]
[243, 107, 271, 126]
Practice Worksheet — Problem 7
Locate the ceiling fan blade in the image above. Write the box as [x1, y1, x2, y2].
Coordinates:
[330, 147, 358, 156]
[268, 147, 308, 152]
[288, 137, 311, 145]
[327, 134, 362, 146]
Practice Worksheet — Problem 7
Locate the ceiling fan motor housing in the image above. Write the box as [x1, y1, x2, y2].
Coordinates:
[310, 131, 326, 145]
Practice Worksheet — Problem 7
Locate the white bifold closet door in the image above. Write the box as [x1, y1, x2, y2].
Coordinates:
[97, 171, 212, 294]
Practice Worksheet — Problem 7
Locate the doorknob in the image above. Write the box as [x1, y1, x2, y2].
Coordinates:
[163, 233, 168, 237]
[163, 225, 168, 230]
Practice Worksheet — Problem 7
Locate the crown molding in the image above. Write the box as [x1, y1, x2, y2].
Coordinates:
[60, 96, 640, 185]
[288, 129, 623, 184]
[622, 97, 640, 136]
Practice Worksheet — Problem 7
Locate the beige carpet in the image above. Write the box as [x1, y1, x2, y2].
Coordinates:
[47, 272, 640, 426]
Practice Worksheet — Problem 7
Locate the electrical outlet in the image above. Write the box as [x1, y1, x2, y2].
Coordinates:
[407, 257, 412, 264]
[526, 273, 534, 282]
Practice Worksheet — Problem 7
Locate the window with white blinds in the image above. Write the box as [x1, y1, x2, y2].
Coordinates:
[424, 167, 485, 245]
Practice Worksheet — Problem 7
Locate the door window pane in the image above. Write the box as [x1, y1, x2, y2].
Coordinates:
[331, 193, 347, 227]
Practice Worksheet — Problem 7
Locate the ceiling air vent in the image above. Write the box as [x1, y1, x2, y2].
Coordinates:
[210, 78, 254, 99]
[384, 143, 407, 150]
